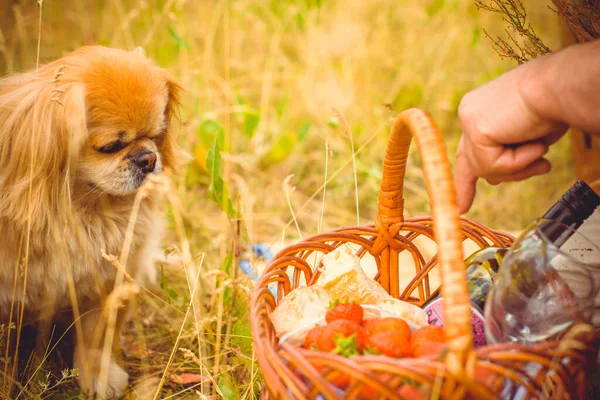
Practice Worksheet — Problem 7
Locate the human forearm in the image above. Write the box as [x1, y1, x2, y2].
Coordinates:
[519, 39, 600, 136]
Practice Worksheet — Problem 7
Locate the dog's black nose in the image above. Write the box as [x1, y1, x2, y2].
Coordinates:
[133, 151, 157, 173]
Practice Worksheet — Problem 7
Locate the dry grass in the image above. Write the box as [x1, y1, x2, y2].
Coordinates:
[0, 0, 572, 398]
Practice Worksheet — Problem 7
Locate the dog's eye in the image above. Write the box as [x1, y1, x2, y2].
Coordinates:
[96, 141, 125, 154]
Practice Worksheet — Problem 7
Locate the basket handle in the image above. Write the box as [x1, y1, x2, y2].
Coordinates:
[376, 108, 474, 377]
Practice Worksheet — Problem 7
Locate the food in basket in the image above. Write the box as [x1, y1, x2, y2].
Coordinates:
[270, 285, 331, 336]
[303, 325, 323, 350]
[325, 300, 364, 325]
[271, 244, 428, 339]
[318, 245, 390, 304]
[365, 330, 412, 357]
[398, 383, 429, 400]
[375, 297, 428, 327]
[410, 325, 446, 357]
[363, 317, 412, 357]
[314, 319, 366, 354]
[363, 316, 410, 336]
[319, 245, 428, 326]
[300, 300, 446, 360]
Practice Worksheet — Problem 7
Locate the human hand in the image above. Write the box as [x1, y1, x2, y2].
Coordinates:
[454, 60, 568, 213]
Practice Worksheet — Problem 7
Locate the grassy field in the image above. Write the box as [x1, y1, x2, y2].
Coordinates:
[0, 0, 573, 398]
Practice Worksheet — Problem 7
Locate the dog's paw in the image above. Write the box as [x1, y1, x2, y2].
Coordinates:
[96, 362, 129, 399]
[74, 349, 129, 399]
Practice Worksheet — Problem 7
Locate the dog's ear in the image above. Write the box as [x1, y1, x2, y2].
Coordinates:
[159, 71, 183, 173]
[0, 65, 87, 232]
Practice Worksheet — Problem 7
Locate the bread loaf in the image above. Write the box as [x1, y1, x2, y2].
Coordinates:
[319, 245, 389, 304]
[270, 285, 331, 336]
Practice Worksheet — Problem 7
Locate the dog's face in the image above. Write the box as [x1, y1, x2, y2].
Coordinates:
[76, 49, 179, 195]
[0, 46, 181, 230]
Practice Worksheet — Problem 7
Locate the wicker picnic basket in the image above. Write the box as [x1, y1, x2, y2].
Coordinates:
[250, 108, 597, 399]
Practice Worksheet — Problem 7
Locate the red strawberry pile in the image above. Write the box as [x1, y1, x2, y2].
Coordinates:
[304, 300, 446, 359]
[300, 300, 500, 398]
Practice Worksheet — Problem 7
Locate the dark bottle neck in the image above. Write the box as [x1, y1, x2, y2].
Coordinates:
[539, 180, 600, 247]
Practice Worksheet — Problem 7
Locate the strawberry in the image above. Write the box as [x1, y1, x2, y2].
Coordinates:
[326, 300, 364, 325]
[314, 365, 350, 389]
[329, 371, 351, 389]
[399, 383, 428, 400]
[411, 325, 446, 357]
[363, 317, 411, 340]
[415, 341, 446, 358]
[365, 331, 412, 357]
[357, 373, 393, 400]
[316, 319, 366, 354]
[474, 366, 502, 393]
[304, 325, 324, 350]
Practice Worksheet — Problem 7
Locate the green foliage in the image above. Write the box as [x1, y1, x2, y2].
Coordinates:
[260, 133, 297, 167]
[243, 112, 260, 139]
[426, 0, 445, 16]
[220, 249, 234, 304]
[199, 120, 225, 148]
[0, 0, 569, 398]
[298, 123, 311, 142]
[218, 373, 241, 400]
[168, 26, 190, 50]
[231, 320, 253, 357]
[327, 116, 340, 129]
[471, 25, 482, 47]
[207, 138, 237, 218]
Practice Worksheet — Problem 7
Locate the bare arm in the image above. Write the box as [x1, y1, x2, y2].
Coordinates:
[455, 39, 600, 213]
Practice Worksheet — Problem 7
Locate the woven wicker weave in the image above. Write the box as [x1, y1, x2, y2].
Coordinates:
[250, 108, 597, 399]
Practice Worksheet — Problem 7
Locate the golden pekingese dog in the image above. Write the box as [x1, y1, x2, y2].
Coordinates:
[0, 46, 181, 397]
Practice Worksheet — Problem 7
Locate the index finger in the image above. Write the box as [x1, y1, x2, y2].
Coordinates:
[455, 138, 478, 214]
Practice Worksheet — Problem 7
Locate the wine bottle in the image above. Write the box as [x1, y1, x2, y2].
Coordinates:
[422, 180, 600, 347]
[535, 180, 600, 247]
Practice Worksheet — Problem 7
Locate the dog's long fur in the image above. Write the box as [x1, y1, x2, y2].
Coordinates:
[0, 46, 181, 397]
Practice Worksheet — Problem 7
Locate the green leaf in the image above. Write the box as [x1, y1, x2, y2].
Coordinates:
[298, 123, 311, 142]
[401, 378, 420, 387]
[332, 334, 360, 358]
[327, 116, 340, 128]
[159, 265, 178, 303]
[219, 250, 234, 305]
[471, 26, 482, 47]
[206, 139, 222, 189]
[217, 373, 240, 400]
[221, 250, 234, 275]
[206, 138, 237, 218]
[426, 0, 444, 16]
[243, 112, 260, 138]
[276, 93, 289, 119]
[296, 12, 306, 30]
[199, 120, 225, 147]
[231, 320, 253, 357]
[168, 26, 190, 50]
[363, 346, 381, 355]
[262, 132, 297, 165]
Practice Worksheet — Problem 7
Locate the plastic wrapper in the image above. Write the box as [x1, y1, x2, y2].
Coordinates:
[270, 285, 331, 337]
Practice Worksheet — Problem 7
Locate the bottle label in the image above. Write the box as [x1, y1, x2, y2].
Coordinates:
[424, 297, 487, 347]
[558, 206, 600, 328]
